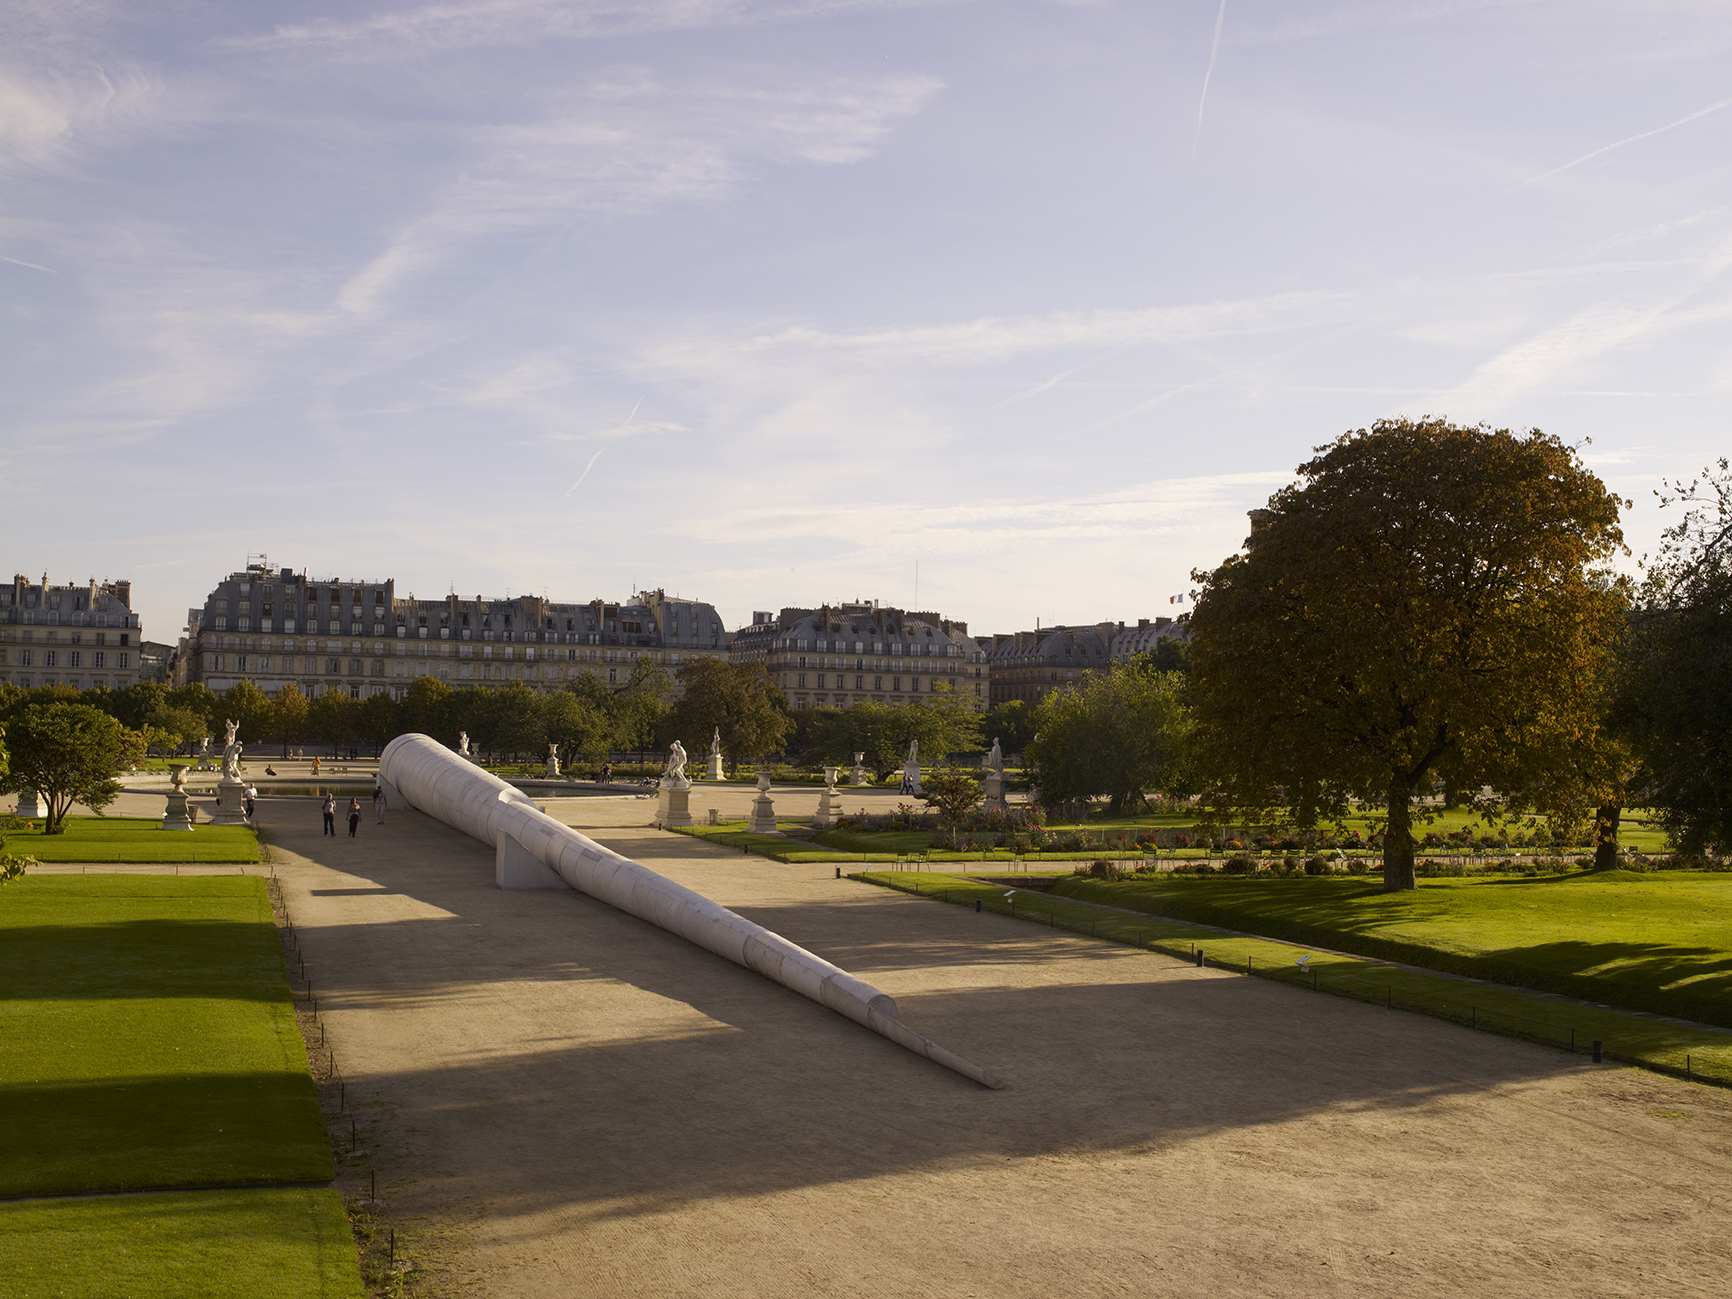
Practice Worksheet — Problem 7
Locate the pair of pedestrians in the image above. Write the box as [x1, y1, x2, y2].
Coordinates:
[321, 788, 388, 836]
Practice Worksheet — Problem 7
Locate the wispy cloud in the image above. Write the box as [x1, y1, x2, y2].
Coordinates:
[338, 71, 941, 313]
[561, 447, 606, 499]
[226, 0, 958, 57]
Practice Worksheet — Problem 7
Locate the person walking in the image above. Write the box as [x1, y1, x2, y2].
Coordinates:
[244, 782, 258, 822]
[322, 792, 336, 836]
[372, 784, 387, 824]
[347, 798, 361, 838]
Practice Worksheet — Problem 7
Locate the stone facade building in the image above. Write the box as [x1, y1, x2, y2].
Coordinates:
[174, 564, 728, 699]
[729, 602, 988, 711]
[0, 574, 144, 691]
[981, 617, 1185, 706]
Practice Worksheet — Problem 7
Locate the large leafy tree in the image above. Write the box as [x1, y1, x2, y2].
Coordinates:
[0, 704, 135, 832]
[540, 690, 614, 763]
[664, 659, 791, 775]
[1615, 459, 1732, 857]
[1026, 662, 1193, 814]
[357, 693, 402, 756]
[400, 677, 458, 747]
[1189, 418, 1625, 891]
[799, 692, 981, 783]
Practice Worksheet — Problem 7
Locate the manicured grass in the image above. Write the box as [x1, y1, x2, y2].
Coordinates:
[3, 816, 260, 864]
[1049, 869, 1732, 1028]
[0, 1188, 363, 1298]
[672, 821, 1188, 864]
[857, 871, 1732, 1083]
[0, 875, 329, 1197]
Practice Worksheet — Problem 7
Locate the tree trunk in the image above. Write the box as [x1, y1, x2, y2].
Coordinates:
[1383, 777, 1418, 891]
[1593, 801, 1622, 871]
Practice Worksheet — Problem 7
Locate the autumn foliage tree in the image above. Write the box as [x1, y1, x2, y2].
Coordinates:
[1188, 418, 1625, 891]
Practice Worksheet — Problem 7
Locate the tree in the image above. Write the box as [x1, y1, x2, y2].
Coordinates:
[489, 683, 546, 759]
[400, 677, 457, 747]
[1188, 418, 1625, 891]
[979, 699, 1039, 758]
[1026, 662, 1193, 814]
[664, 659, 791, 775]
[153, 706, 210, 757]
[357, 693, 401, 757]
[307, 690, 359, 757]
[0, 704, 132, 832]
[920, 766, 982, 846]
[216, 680, 276, 752]
[1615, 459, 1732, 857]
[272, 683, 309, 757]
[613, 658, 673, 754]
[103, 680, 168, 732]
[541, 690, 614, 764]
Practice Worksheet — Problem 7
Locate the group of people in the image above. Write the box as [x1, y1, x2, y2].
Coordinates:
[321, 786, 389, 837]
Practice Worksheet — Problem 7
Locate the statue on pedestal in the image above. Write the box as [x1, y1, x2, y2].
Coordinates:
[706, 727, 724, 780]
[221, 719, 243, 783]
[987, 736, 1004, 776]
[663, 740, 689, 789]
[851, 751, 868, 786]
[458, 732, 471, 759]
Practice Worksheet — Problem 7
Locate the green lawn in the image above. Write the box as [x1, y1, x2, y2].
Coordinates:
[672, 821, 1190, 864]
[1050, 869, 1732, 1028]
[858, 870, 1732, 1083]
[0, 875, 329, 1197]
[3, 816, 261, 864]
[0, 1188, 362, 1299]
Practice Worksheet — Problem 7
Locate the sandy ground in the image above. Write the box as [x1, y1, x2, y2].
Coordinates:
[72, 787, 1732, 1296]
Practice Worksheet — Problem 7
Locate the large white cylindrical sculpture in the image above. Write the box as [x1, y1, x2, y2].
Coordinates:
[380, 734, 1002, 1089]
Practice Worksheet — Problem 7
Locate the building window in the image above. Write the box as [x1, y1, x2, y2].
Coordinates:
[18, 650, 30, 667]
[117, 653, 128, 669]
[45, 650, 57, 667]
[69, 651, 81, 668]
[607, 668, 618, 684]
[873, 675, 882, 690]
[816, 674, 825, 688]
[214, 616, 227, 630]
[855, 675, 864, 690]
[349, 659, 362, 675]
[892, 677, 901, 691]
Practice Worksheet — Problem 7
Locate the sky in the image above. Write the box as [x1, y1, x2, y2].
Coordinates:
[3, 0, 1729, 646]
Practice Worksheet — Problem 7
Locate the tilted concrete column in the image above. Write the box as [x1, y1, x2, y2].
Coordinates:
[381, 734, 1001, 1089]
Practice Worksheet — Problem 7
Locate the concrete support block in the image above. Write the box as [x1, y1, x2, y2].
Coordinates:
[162, 790, 193, 831]
[497, 832, 570, 889]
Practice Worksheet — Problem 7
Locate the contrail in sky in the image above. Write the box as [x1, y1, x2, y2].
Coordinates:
[1193, 0, 1228, 156]
[1511, 94, 1732, 192]
[0, 255, 56, 273]
[561, 448, 606, 500]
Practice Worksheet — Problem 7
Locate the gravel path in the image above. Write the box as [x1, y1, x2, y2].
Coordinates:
[247, 788, 1732, 1298]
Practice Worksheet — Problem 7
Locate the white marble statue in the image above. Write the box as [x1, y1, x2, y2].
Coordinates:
[906, 738, 918, 763]
[987, 736, 1003, 775]
[710, 728, 722, 760]
[221, 719, 243, 782]
[546, 743, 560, 778]
[458, 731, 471, 758]
[664, 740, 688, 786]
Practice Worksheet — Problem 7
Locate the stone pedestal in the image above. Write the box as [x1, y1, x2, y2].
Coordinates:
[901, 761, 922, 795]
[982, 770, 1007, 812]
[851, 753, 868, 786]
[748, 772, 777, 834]
[162, 767, 193, 831]
[545, 756, 560, 779]
[707, 753, 724, 780]
[813, 768, 840, 828]
[211, 780, 248, 826]
[657, 782, 693, 828]
[15, 788, 42, 817]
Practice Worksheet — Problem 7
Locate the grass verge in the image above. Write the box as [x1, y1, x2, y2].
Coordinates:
[3, 816, 261, 863]
[0, 875, 330, 1197]
[0, 1187, 362, 1299]
[669, 821, 1194, 864]
[1048, 870, 1732, 1029]
[855, 871, 1732, 1086]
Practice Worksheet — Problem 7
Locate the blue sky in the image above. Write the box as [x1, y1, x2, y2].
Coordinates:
[4, 0, 1729, 645]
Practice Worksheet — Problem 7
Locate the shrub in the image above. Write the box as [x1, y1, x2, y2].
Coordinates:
[1222, 855, 1256, 875]
[1345, 857, 1369, 876]
[0, 853, 36, 885]
[1173, 833, 1191, 849]
[1302, 856, 1329, 876]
